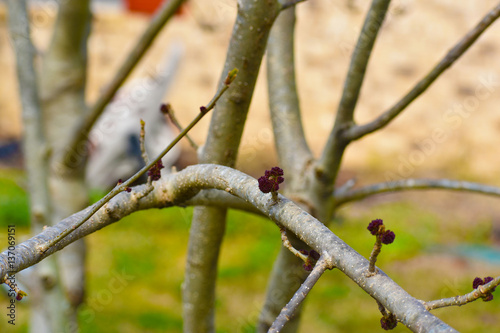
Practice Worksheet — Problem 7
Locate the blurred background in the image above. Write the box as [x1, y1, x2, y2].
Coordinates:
[1, 0, 500, 331]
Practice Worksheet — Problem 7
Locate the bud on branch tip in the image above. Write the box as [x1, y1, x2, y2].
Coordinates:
[367, 219, 396, 276]
[224, 68, 239, 85]
[258, 167, 284, 203]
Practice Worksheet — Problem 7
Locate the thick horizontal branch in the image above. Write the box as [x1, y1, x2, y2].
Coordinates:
[334, 178, 500, 207]
[0, 165, 456, 332]
[184, 189, 264, 216]
[344, 3, 500, 141]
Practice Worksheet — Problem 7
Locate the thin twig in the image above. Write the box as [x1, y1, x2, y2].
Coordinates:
[161, 103, 198, 149]
[62, 0, 186, 169]
[280, 228, 309, 262]
[139, 119, 150, 165]
[268, 257, 330, 332]
[39, 70, 237, 252]
[368, 237, 382, 275]
[425, 276, 500, 311]
[345, 3, 500, 141]
[2, 274, 27, 300]
[334, 178, 500, 207]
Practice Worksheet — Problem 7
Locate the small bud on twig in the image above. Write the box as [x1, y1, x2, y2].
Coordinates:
[367, 219, 395, 275]
[147, 160, 164, 182]
[258, 167, 284, 202]
[224, 68, 239, 85]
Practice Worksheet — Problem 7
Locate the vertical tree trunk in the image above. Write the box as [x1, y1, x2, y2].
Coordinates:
[183, 1, 282, 332]
[37, 1, 92, 331]
[258, 7, 313, 332]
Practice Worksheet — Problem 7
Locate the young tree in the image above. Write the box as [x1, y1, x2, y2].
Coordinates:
[2, 0, 500, 332]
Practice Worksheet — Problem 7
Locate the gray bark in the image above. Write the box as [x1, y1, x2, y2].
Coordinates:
[183, 1, 282, 332]
[0, 164, 459, 332]
[259, 7, 313, 332]
[38, 0, 92, 331]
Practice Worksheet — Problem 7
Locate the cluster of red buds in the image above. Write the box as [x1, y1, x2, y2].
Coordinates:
[473, 276, 496, 301]
[147, 160, 164, 181]
[367, 219, 395, 245]
[380, 313, 397, 330]
[258, 167, 284, 193]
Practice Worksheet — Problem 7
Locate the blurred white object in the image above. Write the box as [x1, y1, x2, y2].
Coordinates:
[85, 42, 183, 190]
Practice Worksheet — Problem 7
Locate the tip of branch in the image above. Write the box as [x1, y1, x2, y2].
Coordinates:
[224, 68, 239, 85]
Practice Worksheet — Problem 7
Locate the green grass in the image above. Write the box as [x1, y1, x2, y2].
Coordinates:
[0, 170, 29, 228]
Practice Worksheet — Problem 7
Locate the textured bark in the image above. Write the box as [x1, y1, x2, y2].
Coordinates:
[6, 2, 500, 332]
[259, 7, 313, 332]
[37, 1, 92, 331]
[6, 1, 58, 332]
[6, 0, 50, 229]
[312, 0, 392, 223]
[0, 164, 459, 332]
[257, 234, 309, 333]
[183, 1, 282, 332]
[66, 0, 186, 168]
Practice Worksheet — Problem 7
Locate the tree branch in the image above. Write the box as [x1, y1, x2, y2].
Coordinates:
[41, 73, 234, 252]
[316, 0, 391, 187]
[184, 189, 264, 216]
[0, 164, 457, 332]
[62, 0, 186, 170]
[37, 1, 93, 327]
[344, 3, 500, 141]
[425, 276, 499, 311]
[184, 1, 282, 331]
[268, 257, 331, 333]
[6, 0, 51, 230]
[334, 178, 500, 207]
[267, 6, 313, 185]
[262, 10, 315, 331]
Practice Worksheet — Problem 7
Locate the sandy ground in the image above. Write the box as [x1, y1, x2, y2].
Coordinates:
[1, 0, 500, 180]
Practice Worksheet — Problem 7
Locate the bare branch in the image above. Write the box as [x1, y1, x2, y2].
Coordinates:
[0, 164, 457, 332]
[425, 276, 500, 311]
[41, 73, 235, 252]
[258, 237, 309, 333]
[334, 178, 500, 207]
[279, 228, 309, 262]
[63, 0, 186, 169]
[267, 6, 313, 183]
[345, 3, 500, 141]
[161, 103, 199, 150]
[260, 9, 314, 331]
[184, 1, 282, 331]
[6, 0, 51, 229]
[184, 189, 264, 216]
[317, 0, 391, 186]
[268, 257, 331, 333]
[139, 119, 150, 165]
